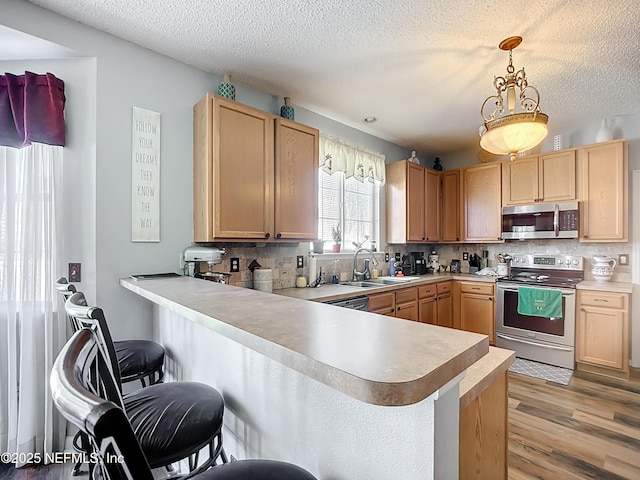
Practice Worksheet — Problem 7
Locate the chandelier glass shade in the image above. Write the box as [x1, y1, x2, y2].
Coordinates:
[479, 36, 548, 160]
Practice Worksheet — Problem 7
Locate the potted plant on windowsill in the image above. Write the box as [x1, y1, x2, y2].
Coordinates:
[331, 224, 342, 253]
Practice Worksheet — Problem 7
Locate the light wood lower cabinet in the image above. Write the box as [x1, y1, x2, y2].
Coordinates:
[576, 290, 629, 378]
[459, 371, 507, 479]
[368, 287, 418, 321]
[418, 282, 452, 327]
[454, 281, 496, 345]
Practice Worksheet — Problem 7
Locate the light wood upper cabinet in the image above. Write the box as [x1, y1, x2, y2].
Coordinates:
[441, 169, 462, 242]
[274, 119, 318, 239]
[502, 151, 576, 206]
[578, 140, 628, 242]
[386, 161, 440, 244]
[463, 163, 502, 242]
[193, 93, 318, 242]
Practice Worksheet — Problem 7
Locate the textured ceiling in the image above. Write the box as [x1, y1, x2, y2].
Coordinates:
[21, 0, 640, 156]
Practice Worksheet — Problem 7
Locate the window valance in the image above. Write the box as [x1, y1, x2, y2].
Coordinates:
[319, 134, 386, 184]
[0, 72, 66, 148]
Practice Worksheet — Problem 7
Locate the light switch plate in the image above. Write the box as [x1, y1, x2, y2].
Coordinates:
[619, 254, 629, 265]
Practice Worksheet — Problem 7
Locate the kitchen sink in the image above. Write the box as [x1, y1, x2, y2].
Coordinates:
[337, 281, 381, 288]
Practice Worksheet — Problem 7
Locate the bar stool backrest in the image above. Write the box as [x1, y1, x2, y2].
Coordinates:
[54, 277, 80, 331]
[50, 329, 154, 480]
[64, 291, 125, 407]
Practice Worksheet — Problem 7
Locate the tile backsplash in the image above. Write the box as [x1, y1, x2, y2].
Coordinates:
[198, 239, 632, 289]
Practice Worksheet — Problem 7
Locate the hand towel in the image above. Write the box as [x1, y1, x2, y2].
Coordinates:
[517, 287, 563, 318]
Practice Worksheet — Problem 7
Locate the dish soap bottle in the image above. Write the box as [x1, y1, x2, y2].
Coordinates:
[363, 259, 371, 280]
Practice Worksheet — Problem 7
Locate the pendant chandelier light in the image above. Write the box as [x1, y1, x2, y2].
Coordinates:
[479, 36, 548, 160]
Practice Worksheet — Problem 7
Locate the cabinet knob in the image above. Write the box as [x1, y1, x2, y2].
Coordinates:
[488, 297, 493, 301]
[583, 235, 589, 239]
[276, 233, 282, 239]
[265, 232, 271, 238]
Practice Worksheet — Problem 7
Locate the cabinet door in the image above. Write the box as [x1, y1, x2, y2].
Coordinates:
[368, 292, 396, 316]
[407, 163, 426, 242]
[274, 119, 319, 240]
[577, 306, 627, 370]
[463, 163, 502, 242]
[579, 140, 628, 242]
[419, 296, 436, 324]
[460, 292, 495, 344]
[539, 150, 576, 202]
[502, 156, 539, 205]
[437, 292, 453, 328]
[424, 169, 441, 242]
[396, 301, 419, 321]
[441, 170, 461, 242]
[198, 95, 274, 240]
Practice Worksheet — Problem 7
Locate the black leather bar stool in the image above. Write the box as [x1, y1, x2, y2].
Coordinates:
[55, 277, 164, 387]
[51, 328, 317, 480]
[64, 292, 227, 476]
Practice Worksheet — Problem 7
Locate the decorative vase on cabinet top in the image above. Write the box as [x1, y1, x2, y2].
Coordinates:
[280, 97, 295, 120]
[595, 119, 613, 143]
[217, 73, 236, 100]
[592, 255, 616, 282]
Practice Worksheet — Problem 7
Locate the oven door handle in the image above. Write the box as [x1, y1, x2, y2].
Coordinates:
[497, 285, 576, 296]
[496, 333, 574, 352]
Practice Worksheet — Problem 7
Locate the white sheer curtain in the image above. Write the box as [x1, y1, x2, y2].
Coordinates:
[0, 143, 65, 466]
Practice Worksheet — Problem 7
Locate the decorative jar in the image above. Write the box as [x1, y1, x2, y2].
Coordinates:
[591, 255, 616, 282]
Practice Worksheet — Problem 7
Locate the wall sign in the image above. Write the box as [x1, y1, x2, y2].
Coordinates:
[131, 106, 161, 242]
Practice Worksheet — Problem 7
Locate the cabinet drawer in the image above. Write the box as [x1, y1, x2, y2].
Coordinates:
[579, 291, 627, 309]
[460, 282, 494, 296]
[368, 292, 395, 312]
[418, 284, 437, 299]
[437, 281, 452, 295]
[396, 287, 418, 304]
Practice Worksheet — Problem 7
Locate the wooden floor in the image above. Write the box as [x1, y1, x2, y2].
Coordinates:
[508, 369, 640, 480]
[2, 370, 640, 479]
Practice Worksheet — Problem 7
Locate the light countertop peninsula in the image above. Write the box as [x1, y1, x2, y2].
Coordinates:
[577, 280, 633, 294]
[121, 276, 489, 406]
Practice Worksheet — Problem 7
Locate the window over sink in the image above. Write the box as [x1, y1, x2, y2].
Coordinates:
[316, 134, 385, 252]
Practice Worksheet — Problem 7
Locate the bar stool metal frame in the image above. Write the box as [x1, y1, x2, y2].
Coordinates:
[55, 277, 164, 387]
[51, 329, 317, 480]
[64, 292, 227, 478]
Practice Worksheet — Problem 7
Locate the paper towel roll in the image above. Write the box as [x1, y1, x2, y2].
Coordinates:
[253, 268, 272, 292]
[308, 255, 317, 286]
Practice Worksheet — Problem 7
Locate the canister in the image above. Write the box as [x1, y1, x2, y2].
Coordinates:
[253, 268, 273, 292]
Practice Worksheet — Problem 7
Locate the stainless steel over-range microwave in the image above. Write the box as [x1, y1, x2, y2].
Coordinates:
[501, 201, 579, 240]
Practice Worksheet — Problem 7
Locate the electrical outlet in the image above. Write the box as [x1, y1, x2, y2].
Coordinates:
[462, 252, 469, 261]
[395, 252, 401, 261]
[230, 258, 240, 273]
[69, 263, 81, 282]
[619, 254, 629, 265]
[384, 252, 390, 262]
[296, 255, 304, 268]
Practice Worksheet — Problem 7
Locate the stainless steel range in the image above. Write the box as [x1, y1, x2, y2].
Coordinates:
[495, 254, 584, 369]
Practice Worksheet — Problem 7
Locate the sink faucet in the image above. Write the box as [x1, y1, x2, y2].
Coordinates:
[353, 247, 379, 281]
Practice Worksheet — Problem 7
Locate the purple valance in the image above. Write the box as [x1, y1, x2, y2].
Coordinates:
[0, 72, 66, 148]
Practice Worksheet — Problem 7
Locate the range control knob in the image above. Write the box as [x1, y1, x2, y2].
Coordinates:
[573, 260, 579, 265]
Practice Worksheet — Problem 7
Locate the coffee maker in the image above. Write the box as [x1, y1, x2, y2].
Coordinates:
[183, 246, 226, 277]
[411, 251, 427, 275]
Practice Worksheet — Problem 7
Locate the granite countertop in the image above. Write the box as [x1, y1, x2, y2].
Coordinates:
[121, 276, 489, 407]
[577, 280, 633, 294]
[277, 273, 497, 303]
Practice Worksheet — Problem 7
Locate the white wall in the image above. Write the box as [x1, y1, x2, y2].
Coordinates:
[2, 0, 410, 341]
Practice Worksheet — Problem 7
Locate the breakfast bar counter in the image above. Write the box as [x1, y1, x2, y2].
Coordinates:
[120, 275, 494, 479]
